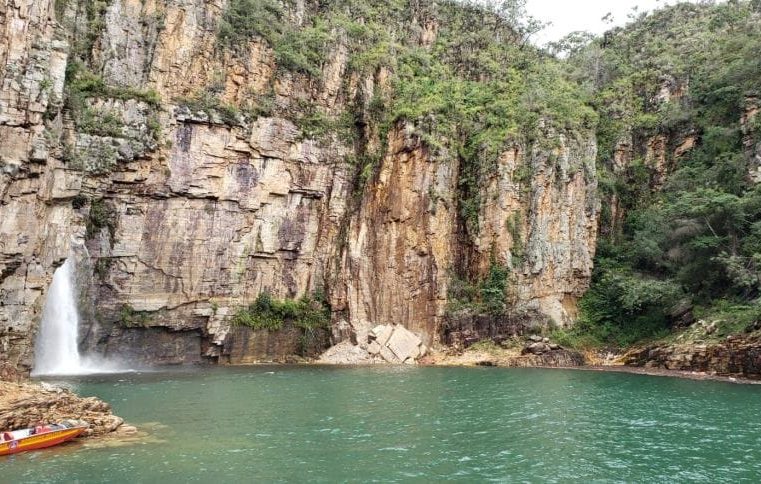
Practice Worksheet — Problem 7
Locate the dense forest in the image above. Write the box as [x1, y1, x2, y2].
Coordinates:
[559, 0, 761, 347]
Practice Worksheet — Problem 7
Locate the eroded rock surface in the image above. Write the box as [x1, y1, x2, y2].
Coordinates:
[0, 0, 600, 376]
[623, 337, 761, 379]
[0, 381, 125, 436]
[423, 346, 585, 368]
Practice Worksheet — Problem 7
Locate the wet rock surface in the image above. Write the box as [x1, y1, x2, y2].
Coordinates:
[443, 309, 545, 350]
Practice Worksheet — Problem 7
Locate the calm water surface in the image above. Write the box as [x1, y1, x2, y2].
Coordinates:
[2, 366, 761, 482]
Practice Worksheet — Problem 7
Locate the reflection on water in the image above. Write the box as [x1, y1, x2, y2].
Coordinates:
[5, 366, 761, 482]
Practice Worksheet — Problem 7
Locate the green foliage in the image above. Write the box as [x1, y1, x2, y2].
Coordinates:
[86, 198, 117, 241]
[570, 0, 761, 346]
[76, 107, 125, 137]
[354, 153, 381, 188]
[217, 0, 285, 51]
[467, 339, 503, 354]
[447, 262, 510, 315]
[481, 263, 510, 314]
[175, 91, 242, 126]
[54, 0, 71, 19]
[60, 0, 113, 59]
[66, 61, 161, 108]
[576, 1, 761, 161]
[274, 19, 332, 76]
[118, 304, 152, 328]
[63, 60, 162, 167]
[94, 257, 114, 279]
[559, 259, 682, 349]
[71, 194, 88, 210]
[146, 114, 162, 141]
[232, 291, 331, 332]
[694, 301, 761, 339]
[505, 212, 524, 265]
[292, 101, 356, 141]
[219, 0, 333, 77]
[213, 1, 595, 226]
[378, 3, 595, 236]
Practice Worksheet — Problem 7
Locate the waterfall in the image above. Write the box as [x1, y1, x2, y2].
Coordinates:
[32, 258, 83, 375]
[32, 257, 128, 376]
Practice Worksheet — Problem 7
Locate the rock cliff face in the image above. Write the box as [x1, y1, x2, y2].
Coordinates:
[0, 0, 599, 377]
[475, 130, 597, 325]
[0, 0, 73, 379]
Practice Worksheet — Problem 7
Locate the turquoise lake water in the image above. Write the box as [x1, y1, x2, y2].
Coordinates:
[2, 366, 761, 482]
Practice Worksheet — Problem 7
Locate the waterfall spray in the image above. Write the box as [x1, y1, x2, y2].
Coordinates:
[31, 257, 129, 376]
[31, 258, 83, 375]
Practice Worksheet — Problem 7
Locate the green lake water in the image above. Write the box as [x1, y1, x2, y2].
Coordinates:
[2, 366, 761, 482]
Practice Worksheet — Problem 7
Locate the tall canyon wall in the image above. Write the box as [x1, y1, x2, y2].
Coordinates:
[0, 0, 598, 377]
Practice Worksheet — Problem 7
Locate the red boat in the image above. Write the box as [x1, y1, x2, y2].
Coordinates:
[0, 422, 87, 456]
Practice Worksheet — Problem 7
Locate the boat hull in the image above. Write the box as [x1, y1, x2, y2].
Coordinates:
[0, 427, 87, 456]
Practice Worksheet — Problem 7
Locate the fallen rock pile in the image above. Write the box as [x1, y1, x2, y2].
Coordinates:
[319, 324, 427, 365]
[522, 335, 563, 355]
[367, 324, 427, 364]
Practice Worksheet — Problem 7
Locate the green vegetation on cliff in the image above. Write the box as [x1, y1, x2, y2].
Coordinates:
[560, 1, 761, 348]
[447, 262, 511, 315]
[386, 2, 596, 235]
[232, 291, 330, 332]
[216, 0, 596, 240]
[85, 198, 117, 242]
[212, 0, 598, 323]
[67, 0, 761, 352]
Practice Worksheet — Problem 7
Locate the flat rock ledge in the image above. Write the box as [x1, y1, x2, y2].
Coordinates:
[622, 335, 761, 379]
[319, 325, 427, 365]
[422, 346, 585, 368]
[0, 381, 133, 437]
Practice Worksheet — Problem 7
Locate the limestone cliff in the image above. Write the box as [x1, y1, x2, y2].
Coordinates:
[0, 0, 599, 376]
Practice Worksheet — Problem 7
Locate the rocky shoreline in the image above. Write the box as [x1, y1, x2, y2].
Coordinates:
[420, 347, 586, 368]
[335, 330, 761, 384]
[621, 335, 761, 379]
[0, 381, 134, 438]
[2, 349, 757, 444]
[3, 332, 758, 441]
[420, 352, 761, 384]
[579, 365, 761, 384]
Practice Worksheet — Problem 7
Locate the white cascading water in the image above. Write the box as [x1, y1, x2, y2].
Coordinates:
[32, 257, 127, 376]
[32, 258, 83, 375]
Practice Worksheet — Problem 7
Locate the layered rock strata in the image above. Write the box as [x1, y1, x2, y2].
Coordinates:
[421, 346, 585, 368]
[623, 336, 761, 379]
[0, 381, 126, 436]
[0, 0, 600, 376]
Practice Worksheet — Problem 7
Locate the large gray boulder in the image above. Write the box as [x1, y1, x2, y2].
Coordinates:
[319, 324, 426, 365]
